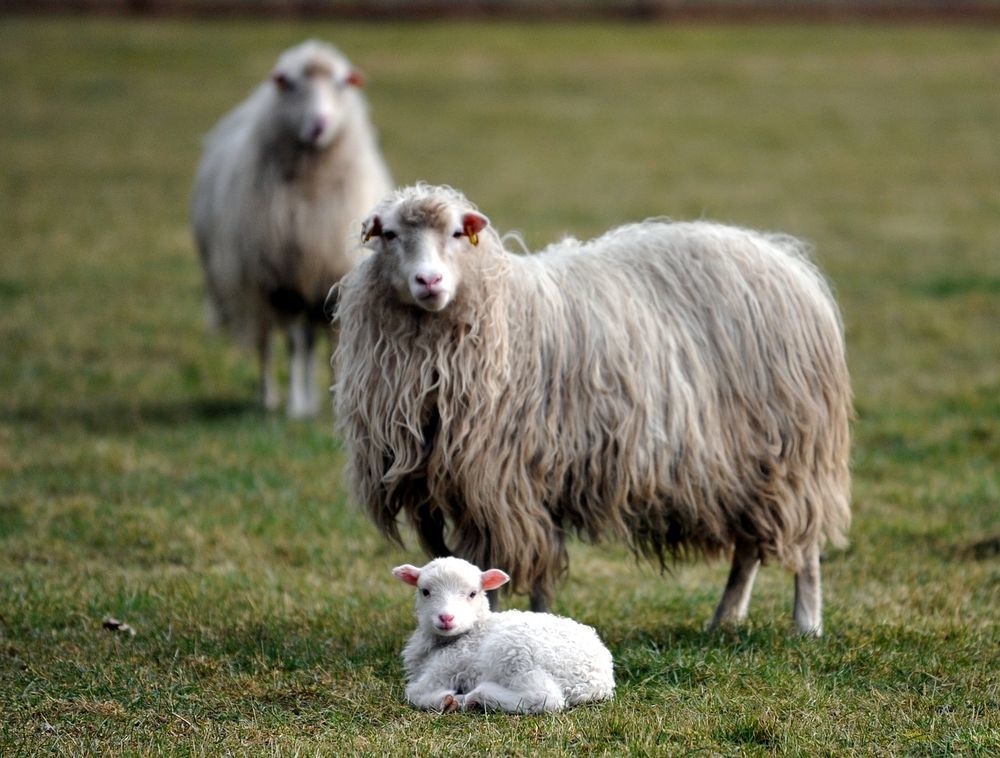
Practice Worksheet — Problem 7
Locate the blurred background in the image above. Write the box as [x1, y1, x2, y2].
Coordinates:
[1, 3, 997, 753]
[5, 0, 1000, 21]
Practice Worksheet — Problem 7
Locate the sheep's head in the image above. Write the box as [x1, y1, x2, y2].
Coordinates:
[393, 557, 509, 637]
[361, 185, 491, 313]
[270, 40, 366, 150]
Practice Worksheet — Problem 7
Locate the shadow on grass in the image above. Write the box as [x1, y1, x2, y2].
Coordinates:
[2, 397, 260, 434]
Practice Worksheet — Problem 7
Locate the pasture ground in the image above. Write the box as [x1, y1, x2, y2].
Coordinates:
[1, 18, 998, 754]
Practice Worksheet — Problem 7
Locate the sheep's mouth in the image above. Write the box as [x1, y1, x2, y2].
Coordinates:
[414, 289, 448, 312]
[296, 136, 327, 152]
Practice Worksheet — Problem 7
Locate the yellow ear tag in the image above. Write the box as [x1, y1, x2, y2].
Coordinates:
[465, 223, 479, 247]
[363, 229, 373, 243]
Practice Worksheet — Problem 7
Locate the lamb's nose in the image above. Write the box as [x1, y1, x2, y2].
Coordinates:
[438, 614, 454, 624]
[416, 272, 443, 287]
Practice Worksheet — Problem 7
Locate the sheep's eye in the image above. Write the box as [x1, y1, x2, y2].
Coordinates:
[468, 591, 477, 599]
[452, 230, 463, 239]
[382, 230, 397, 241]
[421, 588, 430, 597]
[274, 74, 295, 93]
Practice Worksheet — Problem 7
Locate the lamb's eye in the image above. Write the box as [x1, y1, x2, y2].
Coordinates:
[468, 591, 477, 599]
[383, 230, 397, 241]
[452, 230, 463, 239]
[421, 588, 430, 597]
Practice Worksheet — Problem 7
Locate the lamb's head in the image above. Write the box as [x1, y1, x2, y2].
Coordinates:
[393, 557, 509, 638]
[269, 40, 365, 150]
[360, 185, 491, 313]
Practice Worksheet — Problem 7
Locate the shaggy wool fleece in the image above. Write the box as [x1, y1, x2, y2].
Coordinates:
[335, 185, 851, 608]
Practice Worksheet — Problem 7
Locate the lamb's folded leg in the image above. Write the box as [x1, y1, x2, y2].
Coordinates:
[460, 671, 565, 714]
[405, 673, 458, 712]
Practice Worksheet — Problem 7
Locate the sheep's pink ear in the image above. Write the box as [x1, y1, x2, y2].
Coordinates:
[272, 71, 293, 92]
[362, 214, 382, 243]
[461, 212, 489, 247]
[481, 569, 510, 591]
[393, 564, 421, 586]
[345, 69, 366, 88]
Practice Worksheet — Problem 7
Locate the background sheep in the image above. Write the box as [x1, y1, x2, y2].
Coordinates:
[191, 40, 392, 417]
[334, 184, 851, 636]
[393, 557, 615, 714]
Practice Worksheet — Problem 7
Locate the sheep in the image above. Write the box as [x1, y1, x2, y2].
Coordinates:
[393, 557, 615, 714]
[191, 40, 392, 417]
[334, 184, 852, 636]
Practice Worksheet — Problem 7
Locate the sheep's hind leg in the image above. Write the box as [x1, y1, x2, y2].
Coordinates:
[793, 542, 823, 636]
[257, 322, 280, 411]
[709, 538, 761, 630]
[287, 318, 318, 418]
[461, 672, 565, 714]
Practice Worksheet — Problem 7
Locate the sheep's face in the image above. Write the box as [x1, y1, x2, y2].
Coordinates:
[393, 558, 509, 638]
[361, 202, 490, 313]
[271, 47, 364, 150]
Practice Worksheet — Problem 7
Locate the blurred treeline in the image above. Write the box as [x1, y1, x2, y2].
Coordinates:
[4, 0, 999, 22]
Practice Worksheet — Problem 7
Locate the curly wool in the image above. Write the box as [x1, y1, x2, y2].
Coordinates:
[334, 186, 851, 603]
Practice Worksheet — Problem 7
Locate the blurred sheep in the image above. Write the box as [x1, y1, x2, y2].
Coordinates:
[192, 40, 392, 417]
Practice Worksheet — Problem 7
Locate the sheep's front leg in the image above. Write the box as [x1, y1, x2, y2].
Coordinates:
[287, 318, 318, 418]
[257, 322, 280, 411]
[709, 538, 760, 630]
[793, 542, 823, 636]
[301, 320, 319, 414]
[529, 586, 550, 613]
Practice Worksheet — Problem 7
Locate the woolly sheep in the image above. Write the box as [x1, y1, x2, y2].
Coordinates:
[191, 40, 392, 417]
[393, 557, 615, 713]
[335, 184, 851, 636]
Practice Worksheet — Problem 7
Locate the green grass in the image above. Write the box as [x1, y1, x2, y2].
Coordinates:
[1, 17, 998, 754]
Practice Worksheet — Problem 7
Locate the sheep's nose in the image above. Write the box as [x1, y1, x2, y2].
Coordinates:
[309, 117, 327, 142]
[416, 272, 443, 287]
[438, 614, 454, 624]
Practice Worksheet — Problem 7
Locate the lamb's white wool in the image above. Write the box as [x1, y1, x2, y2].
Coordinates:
[393, 557, 615, 714]
[191, 40, 392, 417]
[336, 184, 852, 636]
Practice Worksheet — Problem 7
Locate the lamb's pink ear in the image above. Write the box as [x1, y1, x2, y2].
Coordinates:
[461, 212, 489, 247]
[345, 69, 366, 88]
[481, 569, 510, 591]
[362, 214, 382, 243]
[393, 564, 421, 586]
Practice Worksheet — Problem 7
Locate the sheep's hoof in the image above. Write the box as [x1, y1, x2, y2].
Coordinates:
[441, 694, 460, 713]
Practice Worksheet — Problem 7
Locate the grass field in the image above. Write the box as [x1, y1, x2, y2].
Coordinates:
[1, 17, 998, 754]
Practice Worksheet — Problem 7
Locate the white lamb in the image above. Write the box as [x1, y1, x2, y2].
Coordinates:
[191, 40, 392, 417]
[393, 557, 615, 714]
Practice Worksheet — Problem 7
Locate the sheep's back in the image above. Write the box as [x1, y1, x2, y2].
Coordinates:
[501, 221, 850, 565]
